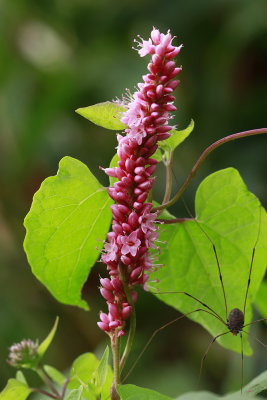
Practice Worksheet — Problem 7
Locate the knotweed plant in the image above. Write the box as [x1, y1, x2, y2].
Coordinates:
[2, 27, 267, 400]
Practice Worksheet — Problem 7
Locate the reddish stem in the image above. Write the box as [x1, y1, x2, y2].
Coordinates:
[153, 128, 267, 212]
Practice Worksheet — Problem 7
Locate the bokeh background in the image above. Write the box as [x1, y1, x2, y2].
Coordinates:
[0, 0, 267, 397]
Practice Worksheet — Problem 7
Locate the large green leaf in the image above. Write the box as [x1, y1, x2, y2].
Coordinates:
[151, 168, 267, 354]
[0, 379, 31, 400]
[76, 101, 126, 130]
[24, 156, 113, 309]
[117, 384, 172, 400]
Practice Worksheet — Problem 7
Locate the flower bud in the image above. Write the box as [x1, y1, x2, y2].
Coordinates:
[7, 339, 39, 368]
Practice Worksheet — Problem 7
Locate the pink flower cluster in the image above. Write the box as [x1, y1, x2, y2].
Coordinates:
[98, 28, 182, 336]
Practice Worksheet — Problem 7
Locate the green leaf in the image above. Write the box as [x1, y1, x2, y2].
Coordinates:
[15, 372, 27, 386]
[43, 365, 66, 386]
[65, 386, 83, 400]
[24, 156, 113, 310]
[242, 370, 267, 396]
[95, 346, 109, 388]
[255, 280, 267, 321]
[109, 153, 120, 186]
[0, 379, 31, 400]
[151, 168, 267, 355]
[157, 120, 194, 162]
[118, 371, 267, 400]
[175, 370, 267, 398]
[117, 384, 173, 400]
[76, 101, 126, 130]
[69, 352, 113, 400]
[160, 119, 194, 152]
[37, 317, 59, 358]
[152, 148, 164, 162]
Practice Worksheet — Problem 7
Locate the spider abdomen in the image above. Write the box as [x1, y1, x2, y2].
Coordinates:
[227, 308, 244, 335]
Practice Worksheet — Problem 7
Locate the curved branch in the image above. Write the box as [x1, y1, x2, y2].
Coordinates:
[152, 128, 267, 212]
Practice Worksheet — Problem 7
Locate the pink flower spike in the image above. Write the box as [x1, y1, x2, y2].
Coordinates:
[121, 231, 141, 257]
[97, 27, 181, 335]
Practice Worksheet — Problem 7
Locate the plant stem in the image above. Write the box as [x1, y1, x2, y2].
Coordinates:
[162, 153, 173, 205]
[110, 331, 120, 400]
[31, 387, 58, 399]
[36, 366, 60, 397]
[152, 128, 267, 212]
[61, 377, 70, 398]
[119, 264, 136, 374]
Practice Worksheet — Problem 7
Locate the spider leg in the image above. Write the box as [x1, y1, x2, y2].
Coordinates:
[122, 308, 224, 383]
[197, 330, 230, 389]
[240, 331, 244, 394]
[152, 291, 227, 326]
[242, 329, 267, 349]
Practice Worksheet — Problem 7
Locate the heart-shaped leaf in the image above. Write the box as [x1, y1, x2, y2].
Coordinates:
[151, 168, 267, 354]
[24, 156, 113, 309]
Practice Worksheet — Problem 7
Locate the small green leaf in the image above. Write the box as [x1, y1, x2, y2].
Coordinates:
[37, 317, 59, 358]
[69, 352, 113, 400]
[24, 156, 113, 310]
[152, 168, 267, 355]
[95, 346, 109, 388]
[157, 120, 194, 162]
[153, 148, 164, 162]
[69, 353, 100, 389]
[44, 365, 66, 386]
[0, 379, 31, 400]
[117, 384, 173, 400]
[76, 101, 126, 130]
[161, 119, 194, 152]
[15, 372, 27, 385]
[255, 280, 267, 322]
[109, 153, 120, 186]
[65, 386, 83, 400]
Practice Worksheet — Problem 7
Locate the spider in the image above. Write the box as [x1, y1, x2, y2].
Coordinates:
[124, 208, 267, 392]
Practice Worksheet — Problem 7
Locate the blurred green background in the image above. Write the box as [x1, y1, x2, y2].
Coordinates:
[0, 0, 267, 397]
